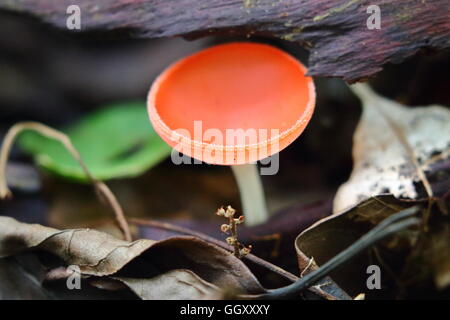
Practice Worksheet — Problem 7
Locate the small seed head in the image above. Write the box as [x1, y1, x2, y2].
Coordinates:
[239, 246, 252, 257]
[226, 237, 237, 245]
[224, 206, 236, 218]
[216, 207, 226, 216]
[235, 215, 245, 224]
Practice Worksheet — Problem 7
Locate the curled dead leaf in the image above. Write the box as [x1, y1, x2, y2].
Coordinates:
[334, 84, 450, 213]
[0, 216, 265, 299]
[296, 195, 449, 298]
[297, 196, 420, 296]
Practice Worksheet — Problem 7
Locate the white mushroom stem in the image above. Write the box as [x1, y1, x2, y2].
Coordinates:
[231, 163, 269, 226]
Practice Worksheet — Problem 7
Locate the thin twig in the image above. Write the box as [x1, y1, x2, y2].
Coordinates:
[260, 206, 421, 299]
[422, 147, 450, 167]
[0, 121, 132, 241]
[300, 257, 315, 277]
[128, 217, 297, 282]
[229, 212, 241, 257]
[129, 217, 340, 300]
[216, 206, 251, 258]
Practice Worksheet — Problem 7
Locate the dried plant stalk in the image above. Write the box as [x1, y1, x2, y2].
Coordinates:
[216, 206, 252, 259]
[0, 121, 132, 241]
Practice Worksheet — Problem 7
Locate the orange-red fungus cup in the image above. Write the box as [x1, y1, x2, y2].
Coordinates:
[148, 42, 315, 165]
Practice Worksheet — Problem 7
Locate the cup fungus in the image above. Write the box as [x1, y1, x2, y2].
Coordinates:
[148, 42, 315, 226]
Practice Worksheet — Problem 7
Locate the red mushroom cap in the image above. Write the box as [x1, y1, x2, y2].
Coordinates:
[148, 42, 315, 165]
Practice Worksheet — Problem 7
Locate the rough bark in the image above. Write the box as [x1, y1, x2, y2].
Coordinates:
[1, 0, 449, 82]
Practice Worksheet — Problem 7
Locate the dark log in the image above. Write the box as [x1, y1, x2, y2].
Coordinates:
[1, 0, 449, 82]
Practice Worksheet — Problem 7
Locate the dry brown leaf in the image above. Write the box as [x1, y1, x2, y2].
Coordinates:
[297, 196, 419, 296]
[334, 83, 450, 213]
[115, 269, 222, 300]
[0, 216, 152, 276]
[0, 216, 265, 299]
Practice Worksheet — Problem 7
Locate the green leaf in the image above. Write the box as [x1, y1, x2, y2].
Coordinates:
[18, 102, 171, 182]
